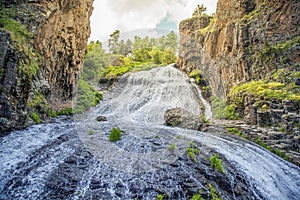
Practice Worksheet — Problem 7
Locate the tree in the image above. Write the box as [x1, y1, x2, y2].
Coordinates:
[164, 31, 178, 55]
[192, 4, 207, 17]
[108, 30, 120, 54]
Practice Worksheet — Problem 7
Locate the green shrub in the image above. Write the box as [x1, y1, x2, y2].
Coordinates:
[226, 127, 242, 136]
[189, 69, 202, 78]
[74, 79, 102, 114]
[30, 112, 41, 124]
[48, 109, 58, 118]
[109, 127, 122, 142]
[225, 105, 240, 120]
[210, 154, 225, 174]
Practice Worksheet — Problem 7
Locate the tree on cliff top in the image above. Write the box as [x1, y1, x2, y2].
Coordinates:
[192, 4, 207, 17]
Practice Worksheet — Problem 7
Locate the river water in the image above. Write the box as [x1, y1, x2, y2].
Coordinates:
[0, 65, 299, 199]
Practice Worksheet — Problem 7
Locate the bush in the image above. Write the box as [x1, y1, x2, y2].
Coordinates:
[30, 112, 41, 124]
[226, 127, 242, 136]
[210, 154, 225, 174]
[192, 194, 204, 200]
[156, 194, 164, 200]
[109, 128, 122, 142]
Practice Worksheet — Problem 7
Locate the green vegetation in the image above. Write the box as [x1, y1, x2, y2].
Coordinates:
[30, 112, 41, 124]
[98, 30, 178, 80]
[211, 96, 240, 120]
[74, 79, 103, 114]
[230, 81, 300, 102]
[192, 193, 205, 200]
[192, 4, 207, 17]
[226, 127, 243, 136]
[169, 143, 176, 151]
[47, 109, 58, 118]
[187, 142, 200, 162]
[209, 184, 221, 200]
[0, 7, 40, 77]
[156, 194, 164, 200]
[210, 154, 225, 174]
[109, 127, 122, 142]
[88, 130, 94, 135]
[255, 137, 289, 161]
[200, 114, 210, 124]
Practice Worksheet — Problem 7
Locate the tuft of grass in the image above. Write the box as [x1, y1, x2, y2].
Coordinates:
[192, 193, 205, 200]
[30, 112, 41, 124]
[156, 194, 164, 200]
[226, 127, 243, 136]
[109, 127, 122, 142]
[210, 154, 225, 174]
[200, 114, 210, 123]
[169, 143, 176, 151]
[187, 142, 200, 162]
[211, 96, 239, 120]
[209, 184, 221, 200]
[88, 130, 94, 135]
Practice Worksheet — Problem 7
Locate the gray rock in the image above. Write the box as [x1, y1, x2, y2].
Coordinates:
[96, 116, 107, 122]
[164, 107, 203, 130]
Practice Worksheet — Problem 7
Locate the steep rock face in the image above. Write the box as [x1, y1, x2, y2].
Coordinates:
[0, 0, 94, 133]
[177, 0, 299, 97]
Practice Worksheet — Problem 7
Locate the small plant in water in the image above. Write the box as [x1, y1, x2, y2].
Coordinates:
[88, 130, 94, 135]
[109, 127, 122, 142]
[210, 154, 225, 174]
[156, 194, 164, 200]
[192, 193, 205, 200]
[169, 143, 176, 151]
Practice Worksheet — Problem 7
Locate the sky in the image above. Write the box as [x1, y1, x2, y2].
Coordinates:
[89, 0, 218, 42]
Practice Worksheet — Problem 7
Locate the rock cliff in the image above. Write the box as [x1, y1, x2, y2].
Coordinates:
[177, 0, 299, 125]
[0, 0, 94, 133]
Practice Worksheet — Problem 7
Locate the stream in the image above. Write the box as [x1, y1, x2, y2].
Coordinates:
[0, 65, 299, 199]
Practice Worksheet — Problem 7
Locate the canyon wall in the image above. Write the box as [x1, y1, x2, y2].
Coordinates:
[177, 0, 299, 125]
[0, 0, 94, 132]
[178, 0, 299, 97]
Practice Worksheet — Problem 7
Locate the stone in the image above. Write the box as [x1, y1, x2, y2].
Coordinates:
[164, 107, 203, 130]
[257, 110, 272, 127]
[96, 116, 107, 122]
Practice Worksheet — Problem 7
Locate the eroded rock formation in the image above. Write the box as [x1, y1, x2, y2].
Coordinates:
[177, 0, 299, 123]
[0, 0, 94, 133]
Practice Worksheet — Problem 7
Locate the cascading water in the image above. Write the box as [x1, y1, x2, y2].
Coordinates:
[0, 64, 299, 199]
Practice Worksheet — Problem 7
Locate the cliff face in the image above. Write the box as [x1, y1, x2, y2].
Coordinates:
[0, 0, 94, 132]
[177, 0, 299, 125]
[178, 0, 299, 97]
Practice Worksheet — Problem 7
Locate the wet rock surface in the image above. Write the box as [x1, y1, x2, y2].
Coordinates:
[1, 66, 300, 199]
[164, 108, 204, 130]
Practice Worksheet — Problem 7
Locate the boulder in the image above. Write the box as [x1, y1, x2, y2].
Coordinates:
[96, 116, 107, 122]
[164, 108, 203, 130]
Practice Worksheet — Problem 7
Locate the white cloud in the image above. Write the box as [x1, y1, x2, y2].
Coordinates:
[89, 0, 218, 42]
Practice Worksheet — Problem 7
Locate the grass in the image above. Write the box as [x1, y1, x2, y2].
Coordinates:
[192, 193, 205, 200]
[169, 143, 176, 151]
[30, 112, 41, 124]
[187, 142, 200, 162]
[109, 127, 122, 142]
[210, 154, 225, 174]
[156, 194, 164, 200]
[211, 96, 240, 120]
[200, 114, 210, 123]
[229, 80, 300, 102]
[226, 127, 243, 136]
[209, 184, 221, 200]
[88, 130, 94, 135]
[74, 79, 103, 114]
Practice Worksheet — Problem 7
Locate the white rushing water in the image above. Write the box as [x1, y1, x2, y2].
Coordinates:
[1, 64, 300, 199]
